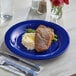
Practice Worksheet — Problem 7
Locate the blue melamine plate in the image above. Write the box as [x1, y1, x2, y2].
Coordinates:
[5, 20, 70, 60]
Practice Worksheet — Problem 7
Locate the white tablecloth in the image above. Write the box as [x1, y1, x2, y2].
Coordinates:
[0, 0, 76, 76]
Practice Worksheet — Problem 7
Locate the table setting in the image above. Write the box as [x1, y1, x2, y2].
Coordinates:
[0, 0, 76, 76]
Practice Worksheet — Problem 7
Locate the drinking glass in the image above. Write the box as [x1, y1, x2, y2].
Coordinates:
[0, 0, 13, 27]
[31, 0, 39, 10]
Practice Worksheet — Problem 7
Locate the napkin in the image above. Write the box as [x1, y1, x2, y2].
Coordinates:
[0, 42, 43, 76]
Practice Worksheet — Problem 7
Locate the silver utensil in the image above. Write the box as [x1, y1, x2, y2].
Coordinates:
[1, 63, 33, 76]
[0, 65, 25, 76]
[0, 56, 37, 76]
[0, 53, 40, 72]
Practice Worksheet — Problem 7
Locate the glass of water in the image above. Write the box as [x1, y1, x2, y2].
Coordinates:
[0, 0, 13, 26]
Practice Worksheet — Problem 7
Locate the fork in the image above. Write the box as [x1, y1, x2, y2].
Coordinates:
[2, 63, 33, 76]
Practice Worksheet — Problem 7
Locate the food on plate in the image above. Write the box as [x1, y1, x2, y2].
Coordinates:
[22, 33, 35, 50]
[35, 25, 54, 52]
[53, 34, 58, 41]
[26, 29, 35, 33]
[21, 25, 58, 52]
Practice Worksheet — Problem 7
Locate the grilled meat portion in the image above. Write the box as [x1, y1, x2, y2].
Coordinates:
[35, 25, 54, 52]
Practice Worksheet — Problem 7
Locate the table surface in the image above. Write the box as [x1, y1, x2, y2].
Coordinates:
[0, 0, 76, 76]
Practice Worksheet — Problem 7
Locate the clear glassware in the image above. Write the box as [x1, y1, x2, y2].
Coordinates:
[31, 0, 39, 10]
[0, 0, 13, 27]
[50, 3, 63, 20]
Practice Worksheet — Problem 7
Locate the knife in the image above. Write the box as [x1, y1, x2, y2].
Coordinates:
[0, 53, 40, 72]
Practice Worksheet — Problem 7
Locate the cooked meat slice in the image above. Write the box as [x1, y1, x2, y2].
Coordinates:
[35, 25, 54, 52]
